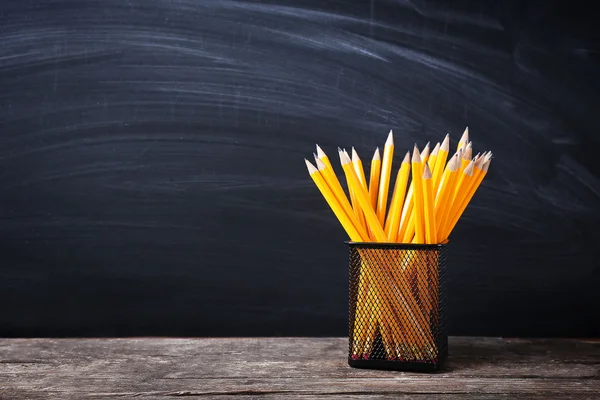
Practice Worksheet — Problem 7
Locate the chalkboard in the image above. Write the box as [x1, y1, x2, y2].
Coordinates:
[1, 0, 599, 338]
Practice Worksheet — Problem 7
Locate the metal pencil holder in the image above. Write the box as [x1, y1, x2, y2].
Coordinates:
[347, 241, 448, 372]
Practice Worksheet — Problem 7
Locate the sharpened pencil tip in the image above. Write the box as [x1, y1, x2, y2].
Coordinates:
[339, 150, 351, 165]
[441, 134, 450, 151]
[482, 158, 491, 172]
[402, 151, 410, 164]
[316, 144, 326, 158]
[460, 127, 469, 144]
[373, 147, 380, 160]
[431, 142, 440, 156]
[386, 130, 394, 146]
[423, 163, 432, 179]
[351, 147, 360, 162]
[421, 141, 431, 159]
[464, 160, 475, 176]
[412, 145, 421, 162]
[305, 159, 318, 174]
[449, 153, 460, 171]
[315, 157, 327, 171]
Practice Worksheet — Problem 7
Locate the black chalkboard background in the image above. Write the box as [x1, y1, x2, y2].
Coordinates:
[1, 0, 599, 338]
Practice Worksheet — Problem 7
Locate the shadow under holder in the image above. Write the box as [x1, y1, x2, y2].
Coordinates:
[346, 240, 449, 372]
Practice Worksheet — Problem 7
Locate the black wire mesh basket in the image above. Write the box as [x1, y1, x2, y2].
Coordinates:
[347, 241, 449, 372]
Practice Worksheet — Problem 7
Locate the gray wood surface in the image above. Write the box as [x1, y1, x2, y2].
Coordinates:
[0, 337, 598, 399]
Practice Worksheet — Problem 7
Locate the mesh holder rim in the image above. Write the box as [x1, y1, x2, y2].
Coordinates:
[346, 241, 449, 372]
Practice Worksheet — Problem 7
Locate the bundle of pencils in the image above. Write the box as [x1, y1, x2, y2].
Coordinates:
[304, 127, 492, 360]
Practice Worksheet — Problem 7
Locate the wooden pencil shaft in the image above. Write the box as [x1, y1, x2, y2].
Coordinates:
[376, 132, 394, 225]
[306, 161, 365, 241]
[340, 152, 387, 241]
[316, 158, 370, 240]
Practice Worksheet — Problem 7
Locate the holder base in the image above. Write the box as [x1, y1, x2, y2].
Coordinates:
[348, 357, 446, 372]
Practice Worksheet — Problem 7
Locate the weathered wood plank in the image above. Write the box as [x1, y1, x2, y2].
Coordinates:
[0, 337, 598, 399]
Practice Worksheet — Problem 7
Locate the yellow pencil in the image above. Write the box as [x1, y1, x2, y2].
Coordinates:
[352, 148, 368, 190]
[376, 131, 394, 225]
[397, 142, 430, 242]
[316, 144, 333, 171]
[422, 164, 436, 244]
[457, 126, 469, 152]
[384, 152, 410, 241]
[440, 160, 475, 238]
[411, 145, 426, 244]
[444, 158, 491, 239]
[352, 147, 369, 229]
[459, 142, 472, 172]
[315, 146, 348, 205]
[315, 147, 368, 238]
[338, 148, 365, 230]
[397, 186, 414, 243]
[339, 150, 387, 242]
[305, 159, 366, 242]
[314, 157, 370, 241]
[432, 134, 449, 191]
[368, 148, 381, 210]
[428, 142, 440, 172]
[420, 142, 431, 164]
[434, 154, 460, 241]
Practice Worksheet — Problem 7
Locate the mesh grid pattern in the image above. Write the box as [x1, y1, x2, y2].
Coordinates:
[348, 242, 448, 371]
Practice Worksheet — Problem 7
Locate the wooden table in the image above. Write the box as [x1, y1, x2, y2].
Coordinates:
[0, 337, 598, 399]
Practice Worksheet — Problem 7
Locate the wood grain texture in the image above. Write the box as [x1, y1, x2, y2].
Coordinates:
[0, 0, 599, 338]
[0, 337, 599, 399]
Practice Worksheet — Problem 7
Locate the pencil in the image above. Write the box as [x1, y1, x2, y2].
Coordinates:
[351, 147, 369, 231]
[316, 144, 333, 171]
[440, 160, 475, 238]
[434, 154, 460, 241]
[339, 150, 387, 242]
[428, 142, 441, 172]
[314, 152, 370, 241]
[420, 141, 431, 164]
[422, 164, 436, 244]
[305, 159, 365, 242]
[384, 152, 410, 242]
[443, 156, 491, 240]
[368, 148, 381, 210]
[376, 131, 394, 225]
[411, 145, 426, 244]
[459, 142, 472, 172]
[397, 142, 430, 243]
[457, 126, 469, 152]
